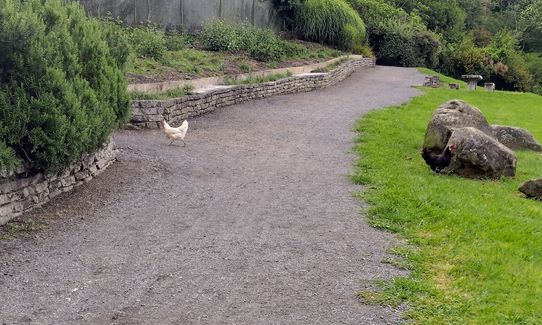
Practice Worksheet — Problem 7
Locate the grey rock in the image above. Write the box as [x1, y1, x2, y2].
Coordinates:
[424, 99, 492, 152]
[491, 125, 542, 152]
[519, 179, 542, 200]
[445, 127, 517, 179]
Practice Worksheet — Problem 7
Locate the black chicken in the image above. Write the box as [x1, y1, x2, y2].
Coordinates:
[422, 144, 457, 173]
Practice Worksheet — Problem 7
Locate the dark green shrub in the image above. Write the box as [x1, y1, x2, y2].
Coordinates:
[346, 0, 409, 29]
[484, 30, 534, 91]
[273, 0, 303, 29]
[369, 21, 441, 68]
[525, 53, 542, 89]
[439, 38, 488, 77]
[346, 0, 440, 67]
[0, 0, 129, 173]
[294, 0, 366, 51]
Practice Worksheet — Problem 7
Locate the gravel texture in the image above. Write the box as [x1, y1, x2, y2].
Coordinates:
[0, 66, 425, 324]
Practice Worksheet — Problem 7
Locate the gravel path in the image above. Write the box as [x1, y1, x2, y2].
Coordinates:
[0, 66, 425, 324]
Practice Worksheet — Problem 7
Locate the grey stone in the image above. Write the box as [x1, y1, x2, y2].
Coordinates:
[0, 194, 8, 205]
[75, 170, 91, 181]
[484, 82, 495, 92]
[424, 99, 492, 152]
[445, 127, 517, 179]
[96, 159, 109, 169]
[61, 176, 76, 187]
[491, 125, 542, 152]
[424, 76, 440, 88]
[49, 189, 62, 199]
[0, 203, 13, 217]
[519, 179, 542, 200]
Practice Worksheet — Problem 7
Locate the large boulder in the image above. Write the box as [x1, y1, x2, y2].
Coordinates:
[424, 100, 492, 152]
[491, 125, 542, 152]
[519, 179, 542, 200]
[444, 127, 517, 179]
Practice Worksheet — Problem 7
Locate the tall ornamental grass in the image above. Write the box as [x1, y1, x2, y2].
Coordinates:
[295, 0, 366, 51]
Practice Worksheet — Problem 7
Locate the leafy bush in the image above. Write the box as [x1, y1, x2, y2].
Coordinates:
[199, 19, 243, 53]
[484, 31, 534, 91]
[294, 0, 366, 51]
[243, 27, 287, 61]
[369, 20, 441, 68]
[346, 0, 440, 67]
[438, 32, 535, 92]
[525, 52, 542, 93]
[346, 0, 409, 29]
[200, 19, 297, 62]
[439, 38, 489, 77]
[130, 24, 167, 60]
[0, 0, 129, 173]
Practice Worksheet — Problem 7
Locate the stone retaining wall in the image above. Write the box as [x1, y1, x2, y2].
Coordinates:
[130, 57, 375, 128]
[0, 141, 117, 225]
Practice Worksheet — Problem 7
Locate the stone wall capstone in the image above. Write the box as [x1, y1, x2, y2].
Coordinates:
[130, 57, 375, 128]
[0, 140, 117, 225]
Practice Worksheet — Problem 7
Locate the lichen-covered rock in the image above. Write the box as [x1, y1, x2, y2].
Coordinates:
[519, 179, 542, 200]
[445, 127, 517, 179]
[491, 125, 542, 152]
[424, 100, 492, 152]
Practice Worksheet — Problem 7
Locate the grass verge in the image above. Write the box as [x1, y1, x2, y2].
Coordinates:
[311, 56, 350, 73]
[129, 85, 194, 100]
[222, 71, 294, 85]
[354, 71, 542, 323]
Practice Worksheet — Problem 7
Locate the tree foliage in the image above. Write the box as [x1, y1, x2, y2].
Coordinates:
[273, 0, 542, 93]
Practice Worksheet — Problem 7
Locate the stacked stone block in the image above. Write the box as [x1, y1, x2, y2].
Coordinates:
[0, 140, 117, 225]
[130, 58, 375, 128]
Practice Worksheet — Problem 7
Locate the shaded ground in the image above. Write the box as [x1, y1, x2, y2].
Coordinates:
[0, 66, 425, 324]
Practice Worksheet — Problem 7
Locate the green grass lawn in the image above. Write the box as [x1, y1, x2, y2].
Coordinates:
[354, 71, 542, 323]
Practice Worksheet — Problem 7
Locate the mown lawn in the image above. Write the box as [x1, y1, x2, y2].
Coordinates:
[354, 71, 542, 324]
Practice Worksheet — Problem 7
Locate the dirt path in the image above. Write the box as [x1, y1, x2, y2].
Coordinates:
[0, 66, 425, 324]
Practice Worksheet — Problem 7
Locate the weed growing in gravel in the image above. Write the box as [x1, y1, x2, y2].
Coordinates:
[1, 219, 48, 240]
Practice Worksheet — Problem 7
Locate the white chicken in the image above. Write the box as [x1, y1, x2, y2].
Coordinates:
[160, 120, 189, 146]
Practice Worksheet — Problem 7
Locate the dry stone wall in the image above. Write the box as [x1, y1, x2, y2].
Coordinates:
[0, 140, 116, 225]
[130, 58, 374, 128]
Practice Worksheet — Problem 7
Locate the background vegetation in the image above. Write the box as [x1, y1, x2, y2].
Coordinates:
[354, 73, 542, 323]
[275, 0, 542, 94]
[101, 18, 343, 83]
